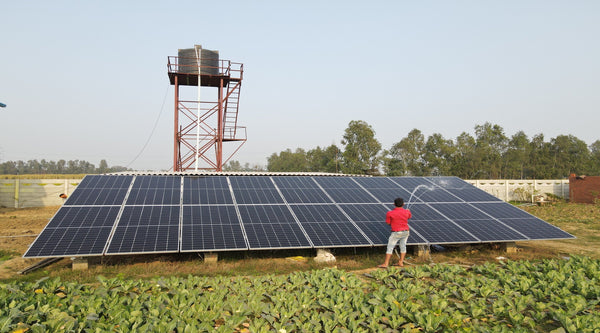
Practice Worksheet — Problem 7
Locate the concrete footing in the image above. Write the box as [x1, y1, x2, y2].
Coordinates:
[71, 257, 88, 270]
[204, 252, 218, 263]
[415, 245, 430, 258]
[501, 242, 518, 254]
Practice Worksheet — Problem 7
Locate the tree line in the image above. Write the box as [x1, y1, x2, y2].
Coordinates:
[0, 159, 129, 175]
[265, 121, 600, 179]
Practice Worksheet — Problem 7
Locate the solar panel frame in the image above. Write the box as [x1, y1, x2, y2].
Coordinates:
[24, 174, 575, 258]
[105, 205, 181, 255]
[24, 206, 121, 258]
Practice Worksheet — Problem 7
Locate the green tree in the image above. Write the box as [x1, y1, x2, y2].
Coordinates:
[451, 132, 478, 178]
[423, 133, 454, 176]
[550, 134, 590, 178]
[590, 140, 600, 175]
[267, 148, 308, 172]
[529, 134, 553, 179]
[98, 159, 109, 174]
[307, 145, 341, 173]
[382, 149, 406, 176]
[503, 131, 530, 179]
[387, 129, 427, 176]
[340, 120, 381, 175]
[474, 123, 507, 178]
[223, 160, 243, 171]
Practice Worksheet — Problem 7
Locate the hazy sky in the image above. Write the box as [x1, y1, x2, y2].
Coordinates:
[1, 1, 599, 171]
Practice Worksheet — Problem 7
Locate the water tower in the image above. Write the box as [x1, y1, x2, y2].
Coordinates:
[167, 45, 246, 171]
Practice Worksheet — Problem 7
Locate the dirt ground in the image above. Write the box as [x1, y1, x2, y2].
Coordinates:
[0, 206, 57, 279]
[1, 204, 598, 280]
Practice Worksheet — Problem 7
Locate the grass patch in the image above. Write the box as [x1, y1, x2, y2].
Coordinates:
[0, 250, 17, 262]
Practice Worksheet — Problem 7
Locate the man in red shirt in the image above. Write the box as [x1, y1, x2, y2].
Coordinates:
[378, 197, 412, 268]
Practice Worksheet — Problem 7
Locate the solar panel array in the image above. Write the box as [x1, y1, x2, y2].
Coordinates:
[24, 175, 574, 258]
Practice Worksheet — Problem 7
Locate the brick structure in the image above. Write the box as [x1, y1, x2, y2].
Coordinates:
[569, 174, 600, 204]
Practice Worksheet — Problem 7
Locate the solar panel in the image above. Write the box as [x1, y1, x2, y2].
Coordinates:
[24, 174, 575, 258]
[126, 175, 181, 205]
[25, 206, 120, 257]
[181, 205, 247, 251]
[183, 176, 232, 204]
[106, 206, 180, 254]
[230, 176, 284, 204]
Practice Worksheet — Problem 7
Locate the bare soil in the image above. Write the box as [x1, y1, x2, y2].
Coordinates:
[0, 206, 58, 279]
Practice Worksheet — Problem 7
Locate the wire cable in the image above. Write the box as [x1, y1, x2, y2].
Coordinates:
[125, 84, 170, 169]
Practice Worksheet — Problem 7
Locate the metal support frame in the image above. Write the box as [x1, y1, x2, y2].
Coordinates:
[168, 53, 246, 172]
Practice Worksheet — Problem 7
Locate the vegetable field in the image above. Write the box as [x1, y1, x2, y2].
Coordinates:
[1, 256, 598, 332]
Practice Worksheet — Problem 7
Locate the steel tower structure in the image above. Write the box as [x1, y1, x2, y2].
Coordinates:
[167, 45, 246, 171]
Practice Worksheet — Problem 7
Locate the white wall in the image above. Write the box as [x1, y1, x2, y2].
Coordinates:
[0, 178, 569, 208]
[0, 179, 81, 208]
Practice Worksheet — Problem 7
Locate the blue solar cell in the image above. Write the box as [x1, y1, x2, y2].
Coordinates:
[273, 176, 320, 189]
[24, 206, 120, 257]
[279, 188, 332, 204]
[428, 203, 492, 220]
[388, 177, 433, 190]
[183, 206, 239, 225]
[64, 188, 128, 206]
[364, 188, 412, 203]
[338, 204, 388, 222]
[76, 175, 134, 189]
[132, 175, 181, 189]
[233, 189, 284, 204]
[497, 218, 574, 239]
[301, 222, 371, 247]
[229, 176, 274, 188]
[313, 177, 362, 189]
[185, 176, 229, 189]
[25, 227, 113, 257]
[238, 205, 296, 224]
[289, 204, 371, 246]
[354, 177, 402, 189]
[322, 188, 378, 203]
[244, 223, 311, 249]
[471, 202, 534, 218]
[445, 189, 501, 202]
[425, 177, 470, 189]
[126, 188, 181, 205]
[46, 206, 120, 228]
[291, 204, 349, 223]
[118, 206, 180, 227]
[410, 220, 479, 243]
[181, 224, 247, 251]
[106, 225, 179, 254]
[406, 204, 446, 221]
[453, 219, 528, 241]
[230, 177, 283, 204]
[352, 222, 389, 245]
[412, 188, 462, 203]
[183, 176, 232, 204]
[105, 206, 180, 254]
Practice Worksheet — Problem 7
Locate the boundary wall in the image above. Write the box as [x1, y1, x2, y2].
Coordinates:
[465, 179, 569, 202]
[0, 178, 569, 208]
[0, 179, 81, 208]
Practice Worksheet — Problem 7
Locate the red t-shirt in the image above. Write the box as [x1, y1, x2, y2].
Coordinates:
[386, 207, 412, 232]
